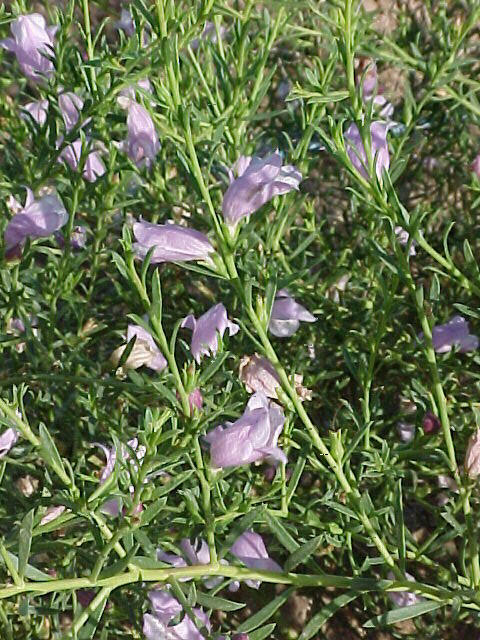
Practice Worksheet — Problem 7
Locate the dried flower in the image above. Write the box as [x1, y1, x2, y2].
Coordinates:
[396, 422, 415, 443]
[121, 101, 160, 168]
[133, 220, 214, 264]
[222, 151, 302, 226]
[111, 324, 167, 373]
[422, 411, 441, 435]
[421, 316, 479, 354]
[59, 139, 106, 183]
[239, 354, 281, 398]
[387, 571, 422, 608]
[465, 430, 480, 479]
[4, 188, 68, 255]
[230, 530, 282, 589]
[58, 91, 83, 132]
[268, 290, 316, 338]
[0, 428, 18, 459]
[40, 505, 66, 526]
[344, 122, 390, 180]
[395, 226, 416, 256]
[205, 391, 286, 468]
[0, 14, 57, 81]
[144, 590, 210, 640]
[22, 99, 48, 126]
[182, 303, 239, 363]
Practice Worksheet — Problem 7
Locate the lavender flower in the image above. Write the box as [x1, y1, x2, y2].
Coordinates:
[22, 99, 48, 126]
[465, 430, 480, 479]
[122, 101, 160, 168]
[59, 139, 106, 183]
[361, 62, 394, 119]
[143, 590, 210, 640]
[204, 391, 286, 469]
[344, 122, 390, 180]
[0, 14, 57, 81]
[4, 188, 68, 255]
[181, 303, 239, 363]
[58, 91, 83, 132]
[0, 428, 18, 459]
[268, 290, 316, 338]
[387, 571, 422, 608]
[96, 437, 146, 517]
[158, 538, 226, 589]
[55, 225, 87, 250]
[395, 226, 416, 256]
[133, 220, 214, 264]
[40, 505, 66, 526]
[222, 151, 302, 226]
[471, 154, 480, 178]
[421, 316, 479, 354]
[230, 530, 281, 589]
[116, 9, 135, 37]
[111, 324, 167, 373]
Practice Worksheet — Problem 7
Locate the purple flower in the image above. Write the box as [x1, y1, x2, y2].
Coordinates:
[133, 220, 214, 264]
[56, 225, 87, 250]
[40, 505, 66, 525]
[230, 530, 281, 589]
[0, 14, 57, 81]
[268, 289, 316, 338]
[421, 316, 479, 354]
[422, 411, 440, 435]
[471, 154, 480, 178]
[116, 9, 135, 37]
[122, 101, 160, 168]
[344, 122, 390, 180]
[96, 437, 146, 516]
[58, 91, 83, 132]
[361, 62, 394, 119]
[144, 590, 210, 640]
[59, 139, 106, 183]
[181, 303, 239, 363]
[22, 99, 48, 126]
[222, 151, 302, 226]
[4, 188, 68, 254]
[158, 538, 226, 589]
[205, 391, 286, 469]
[387, 571, 422, 608]
[0, 428, 18, 459]
[111, 324, 167, 372]
[394, 226, 416, 256]
[465, 430, 480, 479]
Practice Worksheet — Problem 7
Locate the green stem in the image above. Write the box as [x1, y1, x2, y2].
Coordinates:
[193, 437, 217, 564]
[81, 0, 97, 93]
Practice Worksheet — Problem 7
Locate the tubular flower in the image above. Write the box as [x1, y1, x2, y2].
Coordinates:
[133, 220, 214, 264]
[143, 590, 210, 640]
[387, 571, 422, 608]
[123, 101, 160, 168]
[111, 324, 167, 373]
[0, 428, 18, 459]
[420, 315, 479, 354]
[465, 430, 480, 479]
[204, 391, 286, 469]
[59, 138, 106, 183]
[361, 62, 394, 119]
[181, 303, 239, 363]
[344, 122, 390, 180]
[222, 151, 302, 226]
[22, 99, 48, 126]
[230, 530, 282, 589]
[0, 14, 57, 81]
[58, 91, 84, 132]
[4, 188, 68, 256]
[268, 290, 316, 338]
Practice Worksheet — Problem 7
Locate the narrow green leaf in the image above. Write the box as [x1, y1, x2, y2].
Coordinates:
[299, 591, 360, 640]
[249, 623, 277, 640]
[39, 424, 70, 486]
[18, 509, 34, 580]
[150, 470, 194, 499]
[363, 601, 443, 628]
[394, 480, 406, 574]
[264, 511, 298, 553]
[237, 587, 294, 632]
[284, 535, 322, 572]
[195, 592, 245, 612]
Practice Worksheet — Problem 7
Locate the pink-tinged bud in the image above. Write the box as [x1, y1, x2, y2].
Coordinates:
[189, 388, 203, 410]
[471, 154, 480, 178]
[344, 122, 390, 180]
[58, 91, 83, 132]
[133, 220, 214, 264]
[422, 411, 440, 435]
[0, 14, 57, 81]
[394, 226, 416, 256]
[205, 391, 286, 469]
[268, 290, 316, 338]
[58, 139, 106, 183]
[144, 591, 210, 640]
[420, 316, 479, 354]
[233, 634, 250, 640]
[0, 428, 18, 458]
[40, 505, 66, 526]
[222, 151, 302, 226]
[111, 324, 167, 373]
[122, 101, 160, 168]
[230, 530, 282, 589]
[22, 99, 48, 126]
[182, 303, 239, 363]
[4, 188, 68, 254]
[387, 571, 422, 608]
[465, 430, 480, 479]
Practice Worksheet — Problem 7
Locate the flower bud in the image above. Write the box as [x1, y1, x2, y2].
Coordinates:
[422, 411, 440, 435]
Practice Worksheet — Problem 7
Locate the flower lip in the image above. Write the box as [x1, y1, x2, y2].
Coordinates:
[133, 220, 214, 264]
